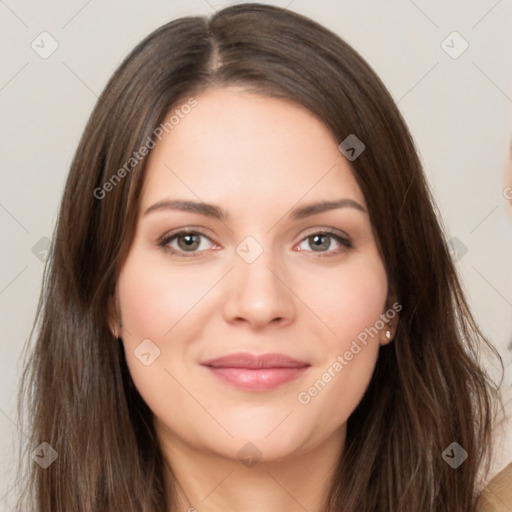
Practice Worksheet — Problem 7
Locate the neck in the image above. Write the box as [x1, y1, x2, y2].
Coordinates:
[160, 425, 346, 512]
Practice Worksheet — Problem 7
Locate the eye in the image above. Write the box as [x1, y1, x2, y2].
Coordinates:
[296, 230, 352, 257]
[158, 228, 352, 258]
[158, 229, 217, 257]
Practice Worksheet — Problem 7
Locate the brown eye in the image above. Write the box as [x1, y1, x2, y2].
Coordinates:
[176, 233, 201, 251]
[159, 230, 215, 257]
[297, 230, 352, 256]
[308, 234, 331, 251]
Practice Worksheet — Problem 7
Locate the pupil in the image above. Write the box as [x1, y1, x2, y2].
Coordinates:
[311, 234, 329, 251]
[179, 234, 199, 251]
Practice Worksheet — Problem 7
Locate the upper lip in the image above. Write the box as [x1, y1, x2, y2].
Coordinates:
[201, 352, 310, 369]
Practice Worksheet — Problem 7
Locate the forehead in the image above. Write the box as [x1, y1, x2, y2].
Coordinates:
[141, 86, 366, 213]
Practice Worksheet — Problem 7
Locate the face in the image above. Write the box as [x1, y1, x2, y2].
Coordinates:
[113, 86, 395, 463]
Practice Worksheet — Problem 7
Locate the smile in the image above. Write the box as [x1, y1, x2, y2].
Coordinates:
[200, 352, 311, 391]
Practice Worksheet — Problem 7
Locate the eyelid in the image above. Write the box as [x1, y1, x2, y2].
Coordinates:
[158, 227, 217, 257]
[300, 226, 350, 241]
[158, 226, 352, 257]
[295, 227, 352, 257]
[158, 226, 213, 243]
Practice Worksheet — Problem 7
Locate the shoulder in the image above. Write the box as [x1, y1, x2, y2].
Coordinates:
[477, 462, 512, 512]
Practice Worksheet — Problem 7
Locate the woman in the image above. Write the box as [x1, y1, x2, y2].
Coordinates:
[16, 3, 505, 511]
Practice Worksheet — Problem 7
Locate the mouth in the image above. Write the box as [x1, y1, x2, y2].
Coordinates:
[200, 352, 311, 391]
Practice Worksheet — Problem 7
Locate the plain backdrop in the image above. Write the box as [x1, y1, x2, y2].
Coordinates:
[1, 0, 511, 508]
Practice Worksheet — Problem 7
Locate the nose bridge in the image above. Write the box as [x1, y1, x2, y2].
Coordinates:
[235, 234, 283, 300]
[222, 234, 294, 327]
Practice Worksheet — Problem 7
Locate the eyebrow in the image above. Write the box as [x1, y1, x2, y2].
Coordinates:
[143, 198, 366, 220]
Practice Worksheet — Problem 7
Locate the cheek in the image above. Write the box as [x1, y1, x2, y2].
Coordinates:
[117, 249, 212, 339]
[115, 251, 193, 390]
[116, 250, 205, 426]
[304, 254, 388, 342]
[117, 241, 388, 437]
[295, 255, 387, 421]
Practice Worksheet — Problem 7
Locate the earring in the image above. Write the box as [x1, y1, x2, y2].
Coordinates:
[385, 330, 392, 340]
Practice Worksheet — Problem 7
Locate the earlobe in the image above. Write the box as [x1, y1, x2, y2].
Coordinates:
[379, 328, 394, 346]
[107, 291, 122, 339]
[379, 293, 400, 345]
[108, 310, 120, 339]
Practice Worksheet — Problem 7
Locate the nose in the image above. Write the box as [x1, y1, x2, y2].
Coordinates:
[222, 246, 296, 330]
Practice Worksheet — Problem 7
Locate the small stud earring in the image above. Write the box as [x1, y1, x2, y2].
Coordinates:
[385, 330, 392, 340]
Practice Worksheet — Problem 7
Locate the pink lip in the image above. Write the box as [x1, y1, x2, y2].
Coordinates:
[200, 352, 310, 391]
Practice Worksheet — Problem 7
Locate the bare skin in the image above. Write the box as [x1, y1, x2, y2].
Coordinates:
[112, 86, 397, 511]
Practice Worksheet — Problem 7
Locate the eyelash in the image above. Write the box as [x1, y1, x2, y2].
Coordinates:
[158, 228, 353, 258]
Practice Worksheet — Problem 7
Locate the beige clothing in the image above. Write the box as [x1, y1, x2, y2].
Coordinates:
[477, 463, 512, 511]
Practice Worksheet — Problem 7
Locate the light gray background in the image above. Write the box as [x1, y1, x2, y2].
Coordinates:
[1, 0, 511, 508]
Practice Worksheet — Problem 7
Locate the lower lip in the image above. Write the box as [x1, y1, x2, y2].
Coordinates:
[203, 366, 309, 390]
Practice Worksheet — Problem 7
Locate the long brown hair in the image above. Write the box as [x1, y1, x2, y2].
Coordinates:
[17, 3, 504, 511]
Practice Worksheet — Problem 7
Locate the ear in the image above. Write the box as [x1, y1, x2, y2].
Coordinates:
[378, 294, 401, 346]
[107, 290, 122, 339]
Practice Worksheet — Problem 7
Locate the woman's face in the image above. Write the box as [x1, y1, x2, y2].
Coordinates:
[114, 86, 394, 462]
